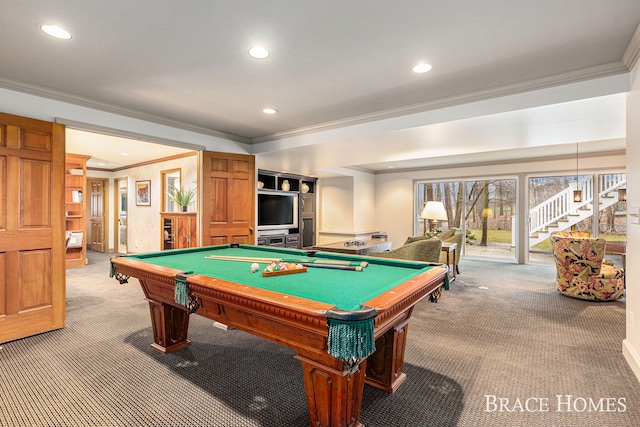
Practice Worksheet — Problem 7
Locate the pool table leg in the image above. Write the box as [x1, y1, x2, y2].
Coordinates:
[364, 317, 411, 393]
[147, 299, 191, 353]
[296, 354, 366, 427]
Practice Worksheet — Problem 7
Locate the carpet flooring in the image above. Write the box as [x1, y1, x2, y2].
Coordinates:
[0, 251, 638, 427]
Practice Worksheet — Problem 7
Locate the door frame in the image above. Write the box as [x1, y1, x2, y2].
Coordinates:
[87, 178, 108, 253]
[114, 177, 128, 254]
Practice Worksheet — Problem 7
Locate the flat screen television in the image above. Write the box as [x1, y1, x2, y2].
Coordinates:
[257, 191, 299, 230]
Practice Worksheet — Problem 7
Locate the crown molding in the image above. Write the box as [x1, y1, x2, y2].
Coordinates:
[56, 118, 207, 151]
[373, 149, 626, 175]
[623, 22, 640, 70]
[88, 151, 198, 173]
[0, 77, 250, 144]
[251, 62, 629, 144]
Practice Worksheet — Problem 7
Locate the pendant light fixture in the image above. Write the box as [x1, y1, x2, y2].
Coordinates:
[573, 142, 582, 203]
[618, 188, 627, 202]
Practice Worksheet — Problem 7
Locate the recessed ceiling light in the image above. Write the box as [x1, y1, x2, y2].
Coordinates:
[249, 46, 270, 59]
[262, 108, 278, 114]
[40, 24, 72, 40]
[120, 152, 129, 156]
[413, 63, 432, 73]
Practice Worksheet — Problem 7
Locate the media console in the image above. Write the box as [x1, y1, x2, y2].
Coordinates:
[257, 170, 317, 249]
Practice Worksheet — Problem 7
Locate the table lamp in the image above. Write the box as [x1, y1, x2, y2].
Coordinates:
[420, 201, 447, 234]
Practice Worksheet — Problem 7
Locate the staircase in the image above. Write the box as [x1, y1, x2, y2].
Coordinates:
[529, 174, 626, 247]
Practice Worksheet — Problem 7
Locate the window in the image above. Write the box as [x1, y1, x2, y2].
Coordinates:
[598, 173, 627, 243]
[161, 169, 181, 212]
[415, 181, 461, 236]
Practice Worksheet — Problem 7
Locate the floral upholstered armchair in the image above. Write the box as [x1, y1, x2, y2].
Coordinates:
[549, 235, 624, 301]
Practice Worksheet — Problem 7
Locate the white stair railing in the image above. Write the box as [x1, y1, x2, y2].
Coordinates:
[528, 174, 626, 247]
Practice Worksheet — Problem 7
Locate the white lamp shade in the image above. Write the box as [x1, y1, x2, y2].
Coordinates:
[420, 201, 447, 220]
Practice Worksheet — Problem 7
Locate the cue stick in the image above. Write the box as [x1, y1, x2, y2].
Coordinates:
[307, 259, 369, 268]
[300, 263, 363, 272]
[204, 255, 283, 263]
[204, 255, 366, 271]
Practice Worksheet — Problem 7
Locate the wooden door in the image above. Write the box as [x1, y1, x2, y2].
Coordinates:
[201, 151, 255, 245]
[0, 112, 66, 343]
[88, 179, 106, 252]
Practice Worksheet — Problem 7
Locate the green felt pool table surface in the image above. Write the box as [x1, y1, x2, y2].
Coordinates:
[125, 244, 444, 311]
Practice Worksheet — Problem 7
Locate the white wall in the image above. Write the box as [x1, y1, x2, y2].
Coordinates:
[623, 62, 640, 382]
[318, 176, 354, 236]
[352, 170, 376, 231]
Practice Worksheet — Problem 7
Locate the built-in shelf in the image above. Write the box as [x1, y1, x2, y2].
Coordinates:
[65, 154, 90, 268]
[257, 170, 317, 248]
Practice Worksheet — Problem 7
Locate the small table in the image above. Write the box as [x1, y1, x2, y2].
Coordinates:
[441, 241, 458, 281]
[313, 237, 392, 255]
[605, 241, 626, 271]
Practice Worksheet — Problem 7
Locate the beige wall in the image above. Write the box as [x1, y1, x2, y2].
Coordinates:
[317, 170, 378, 244]
[623, 61, 640, 382]
[88, 154, 198, 254]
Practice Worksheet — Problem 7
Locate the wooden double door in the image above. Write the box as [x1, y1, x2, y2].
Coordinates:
[0, 114, 256, 345]
[0, 112, 66, 343]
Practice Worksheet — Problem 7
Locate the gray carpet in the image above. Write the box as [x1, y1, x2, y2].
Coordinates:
[1, 251, 638, 427]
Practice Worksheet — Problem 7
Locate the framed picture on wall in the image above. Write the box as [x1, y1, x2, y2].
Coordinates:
[135, 180, 151, 206]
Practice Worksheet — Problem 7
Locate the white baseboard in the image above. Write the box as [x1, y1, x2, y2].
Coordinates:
[622, 339, 640, 383]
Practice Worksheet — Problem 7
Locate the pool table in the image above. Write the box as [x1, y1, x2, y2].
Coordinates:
[110, 244, 448, 427]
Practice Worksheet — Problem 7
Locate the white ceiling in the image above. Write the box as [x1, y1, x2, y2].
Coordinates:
[65, 128, 195, 170]
[1, 1, 639, 174]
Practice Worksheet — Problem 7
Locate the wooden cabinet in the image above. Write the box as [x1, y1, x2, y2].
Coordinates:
[65, 154, 90, 267]
[300, 179, 317, 248]
[256, 170, 317, 249]
[161, 212, 198, 250]
[257, 233, 300, 248]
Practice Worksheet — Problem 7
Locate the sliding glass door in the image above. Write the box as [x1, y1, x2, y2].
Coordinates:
[415, 178, 517, 261]
[463, 179, 517, 261]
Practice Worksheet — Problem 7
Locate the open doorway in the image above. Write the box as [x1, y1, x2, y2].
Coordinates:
[64, 126, 199, 255]
[115, 178, 128, 254]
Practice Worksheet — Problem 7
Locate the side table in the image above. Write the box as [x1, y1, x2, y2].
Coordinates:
[441, 241, 458, 281]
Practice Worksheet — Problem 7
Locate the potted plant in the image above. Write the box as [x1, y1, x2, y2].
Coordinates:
[167, 184, 196, 212]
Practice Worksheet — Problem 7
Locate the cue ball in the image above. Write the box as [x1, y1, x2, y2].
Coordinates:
[251, 263, 260, 273]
